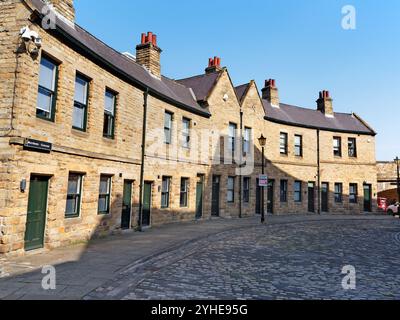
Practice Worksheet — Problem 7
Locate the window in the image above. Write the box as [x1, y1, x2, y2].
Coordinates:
[334, 183, 343, 203]
[37, 56, 58, 121]
[228, 123, 237, 152]
[294, 135, 303, 157]
[98, 175, 112, 214]
[227, 176, 235, 203]
[280, 180, 288, 202]
[180, 178, 189, 207]
[243, 127, 251, 155]
[349, 183, 358, 203]
[348, 138, 357, 158]
[243, 177, 250, 203]
[333, 137, 342, 157]
[161, 177, 171, 208]
[73, 74, 89, 131]
[65, 173, 83, 218]
[164, 112, 173, 144]
[182, 118, 191, 148]
[103, 90, 116, 138]
[294, 181, 302, 202]
[280, 133, 288, 155]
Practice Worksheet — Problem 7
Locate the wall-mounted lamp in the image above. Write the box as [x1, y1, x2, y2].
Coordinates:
[20, 179, 27, 193]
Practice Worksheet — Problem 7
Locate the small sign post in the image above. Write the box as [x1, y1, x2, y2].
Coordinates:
[259, 175, 268, 187]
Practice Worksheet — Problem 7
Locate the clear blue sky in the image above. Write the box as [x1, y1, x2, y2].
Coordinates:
[74, 0, 399, 161]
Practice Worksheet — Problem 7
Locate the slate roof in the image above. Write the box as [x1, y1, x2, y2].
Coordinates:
[30, 0, 210, 117]
[177, 72, 221, 102]
[234, 83, 249, 103]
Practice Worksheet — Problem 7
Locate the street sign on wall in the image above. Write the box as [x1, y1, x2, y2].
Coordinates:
[259, 175, 268, 187]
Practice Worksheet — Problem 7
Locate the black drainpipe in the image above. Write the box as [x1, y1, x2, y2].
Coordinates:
[138, 88, 149, 231]
[317, 129, 321, 215]
[239, 110, 243, 219]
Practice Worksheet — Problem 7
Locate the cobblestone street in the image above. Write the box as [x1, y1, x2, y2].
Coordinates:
[1, 215, 400, 300]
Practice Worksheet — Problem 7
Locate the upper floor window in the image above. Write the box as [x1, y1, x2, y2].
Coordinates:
[333, 137, 342, 157]
[349, 183, 358, 203]
[280, 133, 288, 155]
[280, 180, 288, 202]
[161, 176, 171, 208]
[348, 138, 357, 158]
[228, 123, 237, 152]
[98, 175, 112, 214]
[164, 111, 173, 144]
[294, 135, 303, 157]
[73, 74, 89, 131]
[334, 183, 343, 203]
[294, 181, 302, 202]
[103, 90, 116, 139]
[37, 56, 58, 121]
[182, 117, 191, 148]
[227, 176, 235, 203]
[243, 127, 252, 155]
[243, 177, 250, 203]
[65, 173, 83, 218]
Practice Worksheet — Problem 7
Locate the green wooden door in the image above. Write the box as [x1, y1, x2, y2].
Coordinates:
[196, 181, 203, 219]
[121, 180, 133, 229]
[142, 182, 152, 227]
[24, 176, 49, 251]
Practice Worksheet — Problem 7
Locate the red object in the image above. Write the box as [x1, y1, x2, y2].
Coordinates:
[141, 32, 158, 46]
[208, 57, 221, 68]
[378, 197, 388, 211]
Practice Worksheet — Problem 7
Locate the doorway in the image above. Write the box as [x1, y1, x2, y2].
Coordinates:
[24, 175, 49, 251]
[142, 182, 152, 227]
[211, 176, 220, 217]
[121, 180, 133, 230]
[321, 182, 329, 213]
[308, 182, 315, 213]
[196, 175, 204, 219]
[363, 184, 372, 212]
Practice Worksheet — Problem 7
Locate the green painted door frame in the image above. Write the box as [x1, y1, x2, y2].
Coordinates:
[24, 176, 49, 251]
[121, 180, 133, 230]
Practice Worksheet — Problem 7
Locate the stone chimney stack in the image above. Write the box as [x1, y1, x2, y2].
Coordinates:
[262, 79, 280, 107]
[317, 90, 334, 116]
[205, 57, 222, 74]
[136, 32, 162, 78]
[47, 0, 75, 22]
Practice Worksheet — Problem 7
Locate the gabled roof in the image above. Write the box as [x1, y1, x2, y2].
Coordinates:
[234, 83, 250, 103]
[29, 0, 211, 117]
[177, 71, 221, 103]
[263, 100, 376, 135]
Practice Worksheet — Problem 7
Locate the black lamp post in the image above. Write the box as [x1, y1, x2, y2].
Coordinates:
[258, 134, 267, 224]
[395, 156, 400, 204]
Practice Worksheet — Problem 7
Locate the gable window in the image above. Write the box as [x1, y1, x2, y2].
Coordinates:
[334, 183, 343, 203]
[161, 176, 171, 208]
[243, 127, 251, 155]
[280, 133, 288, 155]
[348, 138, 357, 158]
[333, 137, 342, 157]
[103, 90, 116, 139]
[228, 123, 237, 152]
[227, 176, 235, 203]
[65, 173, 83, 218]
[164, 112, 173, 144]
[243, 177, 250, 203]
[182, 118, 191, 148]
[37, 55, 58, 121]
[180, 178, 189, 207]
[349, 183, 358, 203]
[73, 74, 89, 131]
[294, 135, 303, 157]
[294, 181, 302, 202]
[280, 180, 288, 202]
[98, 175, 112, 214]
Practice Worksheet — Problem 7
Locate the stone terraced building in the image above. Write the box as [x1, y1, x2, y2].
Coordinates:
[0, 0, 378, 256]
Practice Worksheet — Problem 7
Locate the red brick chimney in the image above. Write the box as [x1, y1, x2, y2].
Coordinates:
[47, 0, 75, 22]
[205, 57, 222, 74]
[136, 32, 162, 78]
[317, 90, 334, 116]
[262, 79, 280, 107]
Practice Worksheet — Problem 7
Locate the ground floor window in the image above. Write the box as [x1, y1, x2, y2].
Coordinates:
[349, 183, 358, 203]
[294, 181, 302, 202]
[280, 180, 288, 202]
[180, 178, 189, 207]
[243, 177, 250, 203]
[227, 177, 235, 203]
[161, 176, 171, 208]
[65, 173, 83, 218]
[335, 183, 343, 203]
[98, 175, 112, 214]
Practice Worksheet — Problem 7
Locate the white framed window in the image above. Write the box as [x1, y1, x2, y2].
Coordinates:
[37, 56, 58, 120]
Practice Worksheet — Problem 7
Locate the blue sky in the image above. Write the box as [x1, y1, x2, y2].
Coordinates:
[74, 0, 400, 161]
